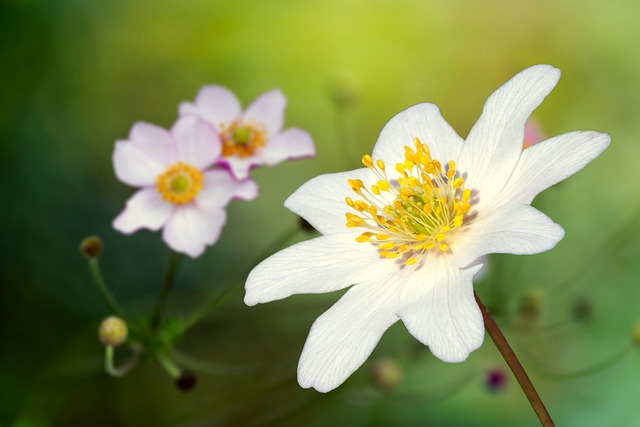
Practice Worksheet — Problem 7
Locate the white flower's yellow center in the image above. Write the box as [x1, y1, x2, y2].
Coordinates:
[156, 162, 204, 205]
[345, 137, 473, 266]
[220, 118, 268, 158]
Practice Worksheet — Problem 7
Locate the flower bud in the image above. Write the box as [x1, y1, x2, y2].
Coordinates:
[371, 357, 403, 392]
[80, 235, 103, 258]
[175, 369, 197, 391]
[485, 368, 508, 392]
[99, 316, 128, 347]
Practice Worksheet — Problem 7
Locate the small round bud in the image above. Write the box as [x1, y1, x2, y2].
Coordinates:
[485, 368, 508, 392]
[99, 316, 128, 347]
[175, 369, 197, 391]
[371, 357, 403, 392]
[518, 290, 545, 320]
[633, 323, 640, 346]
[572, 296, 593, 322]
[298, 217, 316, 233]
[80, 235, 103, 258]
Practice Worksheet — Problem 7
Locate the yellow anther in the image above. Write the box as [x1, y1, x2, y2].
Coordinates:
[406, 258, 418, 266]
[377, 180, 390, 191]
[349, 179, 364, 191]
[369, 206, 378, 216]
[371, 185, 380, 195]
[356, 232, 373, 243]
[362, 155, 374, 168]
[376, 159, 386, 171]
[442, 225, 451, 233]
[436, 233, 445, 242]
[401, 188, 414, 197]
[395, 163, 405, 173]
[378, 242, 396, 250]
[423, 204, 432, 214]
[376, 234, 390, 240]
[462, 189, 471, 203]
[439, 244, 449, 251]
[345, 197, 354, 207]
[454, 177, 464, 189]
[354, 201, 368, 211]
[380, 251, 399, 259]
[404, 160, 414, 170]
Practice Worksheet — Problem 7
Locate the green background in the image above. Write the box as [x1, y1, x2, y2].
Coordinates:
[2, 0, 640, 425]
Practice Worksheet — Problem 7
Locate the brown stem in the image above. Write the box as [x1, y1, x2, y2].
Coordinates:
[475, 292, 555, 427]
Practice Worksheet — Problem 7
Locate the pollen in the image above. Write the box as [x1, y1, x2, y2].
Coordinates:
[156, 162, 204, 205]
[220, 118, 268, 158]
[344, 137, 473, 266]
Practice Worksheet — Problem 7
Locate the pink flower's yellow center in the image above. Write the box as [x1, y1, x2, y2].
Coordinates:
[156, 162, 204, 205]
[345, 137, 473, 266]
[220, 118, 268, 158]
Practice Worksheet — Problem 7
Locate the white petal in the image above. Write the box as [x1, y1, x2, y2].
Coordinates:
[244, 89, 286, 136]
[396, 254, 485, 362]
[372, 103, 464, 174]
[260, 128, 315, 166]
[113, 123, 175, 187]
[245, 234, 386, 306]
[162, 205, 226, 258]
[284, 168, 375, 236]
[113, 188, 173, 233]
[499, 131, 610, 204]
[171, 116, 222, 169]
[179, 85, 242, 127]
[458, 65, 561, 207]
[297, 276, 399, 392]
[196, 169, 259, 210]
[452, 203, 565, 268]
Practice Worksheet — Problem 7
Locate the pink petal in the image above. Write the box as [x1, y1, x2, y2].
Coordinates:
[260, 128, 315, 166]
[179, 85, 242, 128]
[171, 116, 221, 169]
[162, 204, 227, 258]
[219, 156, 258, 180]
[113, 122, 174, 187]
[113, 188, 173, 233]
[196, 169, 259, 210]
[243, 89, 286, 136]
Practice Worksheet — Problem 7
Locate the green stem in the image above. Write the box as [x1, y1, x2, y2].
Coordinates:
[181, 226, 301, 332]
[88, 258, 125, 318]
[475, 292, 555, 427]
[104, 343, 142, 378]
[151, 251, 183, 330]
[156, 351, 181, 379]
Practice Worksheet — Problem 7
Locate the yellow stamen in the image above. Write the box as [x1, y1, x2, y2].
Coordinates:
[156, 162, 204, 205]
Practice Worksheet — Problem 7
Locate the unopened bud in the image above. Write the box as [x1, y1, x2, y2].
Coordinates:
[485, 368, 508, 392]
[80, 235, 103, 258]
[371, 357, 403, 392]
[175, 369, 197, 391]
[99, 316, 128, 347]
[518, 290, 545, 320]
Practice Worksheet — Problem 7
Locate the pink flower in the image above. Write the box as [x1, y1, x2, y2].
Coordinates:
[179, 86, 315, 179]
[113, 116, 259, 257]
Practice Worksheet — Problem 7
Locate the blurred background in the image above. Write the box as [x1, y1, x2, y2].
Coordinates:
[2, 0, 640, 425]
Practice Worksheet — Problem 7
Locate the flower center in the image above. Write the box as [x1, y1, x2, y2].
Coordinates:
[344, 137, 473, 266]
[220, 118, 268, 158]
[156, 162, 204, 205]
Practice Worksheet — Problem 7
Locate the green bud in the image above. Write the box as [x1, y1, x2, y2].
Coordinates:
[371, 357, 403, 391]
[99, 316, 128, 347]
[80, 235, 103, 259]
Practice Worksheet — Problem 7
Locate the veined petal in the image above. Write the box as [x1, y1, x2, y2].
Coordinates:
[245, 234, 385, 306]
[196, 169, 259, 210]
[260, 128, 315, 166]
[452, 203, 565, 268]
[162, 205, 226, 258]
[113, 123, 174, 187]
[372, 103, 464, 177]
[113, 188, 173, 233]
[179, 85, 242, 127]
[499, 131, 611, 204]
[458, 65, 561, 207]
[284, 168, 374, 236]
[396, 254, 485, 362]
[244, 89, 286, 136]
[297, 276, 399, 393]
[171, 116, 222, 169]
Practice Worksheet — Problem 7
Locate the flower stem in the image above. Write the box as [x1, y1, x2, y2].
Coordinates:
[88, 258, 125, 318]
[474, 292, 555, 427]
[151, 251, 183, 330]
[104, 343, 143, 377]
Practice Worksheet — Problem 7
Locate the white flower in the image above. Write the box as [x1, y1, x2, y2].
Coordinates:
[179, 86, 315, 179]
[244, 65, 610, 393]
[113, 116, 259, 258]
